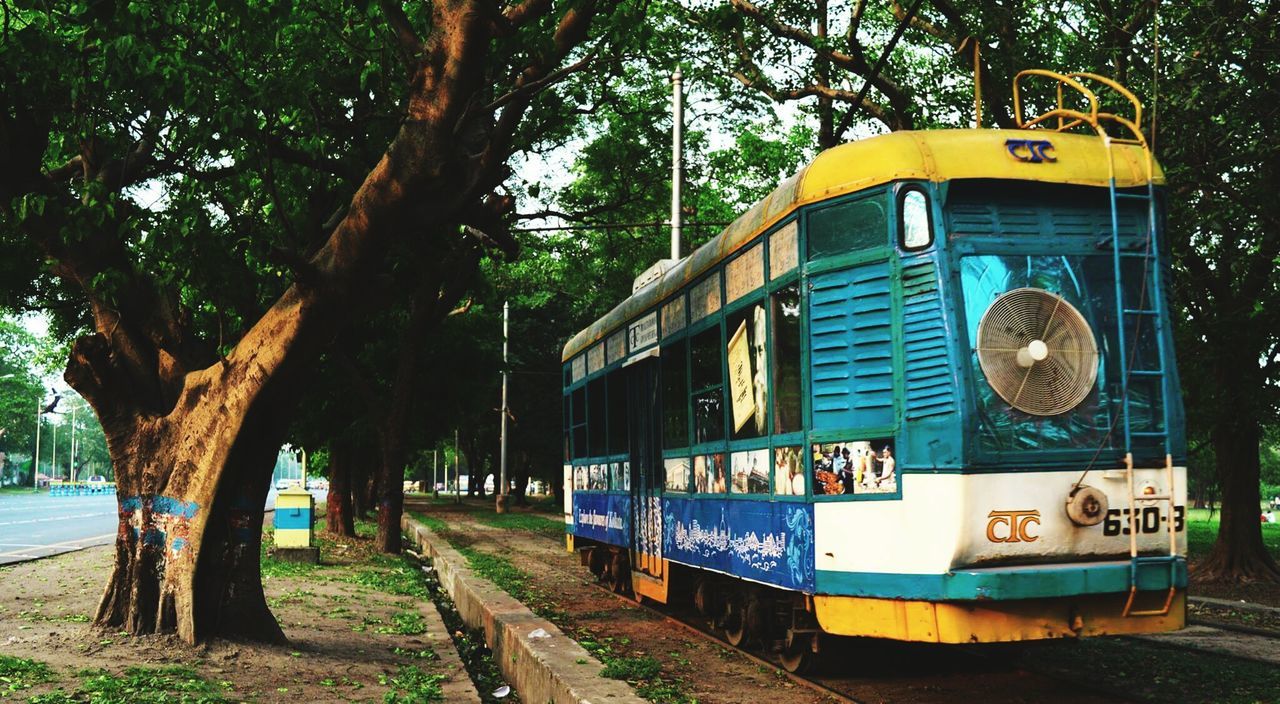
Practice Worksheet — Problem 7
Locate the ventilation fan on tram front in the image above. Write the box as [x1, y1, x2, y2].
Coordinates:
[976, 288, 1099, 416]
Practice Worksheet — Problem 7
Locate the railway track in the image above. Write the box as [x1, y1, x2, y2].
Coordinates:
[422, 515, 1279, 704]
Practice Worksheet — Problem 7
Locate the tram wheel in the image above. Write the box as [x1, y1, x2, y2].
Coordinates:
[778, 632, 817, 674]
[722, 591, 747, 647]
[692, 578, 716, 617]
[607, 551, 630, 594]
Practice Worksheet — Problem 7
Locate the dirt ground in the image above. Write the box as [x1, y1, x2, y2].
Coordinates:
[416, 502, 1205, 704]
[0, 527, 472, 703]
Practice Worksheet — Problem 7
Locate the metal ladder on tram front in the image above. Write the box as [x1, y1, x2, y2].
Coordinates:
[1014, 70, 1180, 617]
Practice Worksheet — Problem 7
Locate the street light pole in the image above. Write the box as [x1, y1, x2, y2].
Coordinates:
[497, 300, 510, 514]
[69, 403, 77, 483]
[32, 400, 41, 492]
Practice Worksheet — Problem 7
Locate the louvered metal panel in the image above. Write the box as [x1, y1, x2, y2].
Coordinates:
[809, 261, 894, 430]
[901, 255, 957, 420]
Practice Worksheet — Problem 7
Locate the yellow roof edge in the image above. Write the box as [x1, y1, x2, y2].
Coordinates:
[562, 128, 1164, 363]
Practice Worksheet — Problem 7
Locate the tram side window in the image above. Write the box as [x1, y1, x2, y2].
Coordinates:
[772, 284, 802, 434]
[661, 338, 689, 449]
[607, 372, 628, 456]
[587, 378, 606, 457]
[807, 195, 888, 260]
[726, 304, 768, 440]
[570, 387, 587, 459]
[690, 326, 725, 444]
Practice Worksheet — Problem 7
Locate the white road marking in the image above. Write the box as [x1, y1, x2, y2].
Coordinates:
[0, 511, 117, 527]
[0, 532, 116, 558]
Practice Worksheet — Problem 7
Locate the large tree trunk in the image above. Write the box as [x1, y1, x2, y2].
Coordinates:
[1195, 416, 1280, 582]
[326, 435, 356, 538]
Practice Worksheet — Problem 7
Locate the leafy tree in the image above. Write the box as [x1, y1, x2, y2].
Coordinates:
[1160, 0, 1280, 581]
[0, 0, 623, 643]
[0, 318, 43, 479]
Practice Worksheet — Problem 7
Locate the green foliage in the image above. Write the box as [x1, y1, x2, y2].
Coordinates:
[376, 611, 427, 636]
[379, 665, 445, 703]
[1186, 509, 1280, 562]
[345, 565, 429, 599]
[0, 654, 56, 694]
[470, 511, 564, 539]
[73, 665, 227, 704]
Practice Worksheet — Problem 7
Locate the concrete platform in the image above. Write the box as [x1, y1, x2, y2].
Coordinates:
[401, 513, 644, 704]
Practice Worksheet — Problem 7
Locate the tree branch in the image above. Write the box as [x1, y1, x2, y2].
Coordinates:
[379, 0, 424, 67]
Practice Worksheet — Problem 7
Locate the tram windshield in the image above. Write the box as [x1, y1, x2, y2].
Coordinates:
[960, 253, 1164, 455]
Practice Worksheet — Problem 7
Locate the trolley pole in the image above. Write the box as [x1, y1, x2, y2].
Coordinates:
[497, 301, 510, 514]
[32, 400, 41, 492]
[671, 67, 684, 261]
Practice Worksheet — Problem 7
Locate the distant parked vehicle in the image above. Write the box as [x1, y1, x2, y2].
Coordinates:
[306, 478, 328, 491]
[86, 475, 108, 485]
[275, 479, 293, 490]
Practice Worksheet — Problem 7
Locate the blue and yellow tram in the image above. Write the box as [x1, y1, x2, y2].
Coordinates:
[559, 71, 1186, 669]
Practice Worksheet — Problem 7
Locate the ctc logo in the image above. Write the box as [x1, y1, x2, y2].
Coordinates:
[1004, 139, 1057, 163]
[986, 510, 1041, 543]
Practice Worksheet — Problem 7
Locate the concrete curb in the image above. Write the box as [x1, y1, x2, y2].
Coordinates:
[401, 514, 644, 704]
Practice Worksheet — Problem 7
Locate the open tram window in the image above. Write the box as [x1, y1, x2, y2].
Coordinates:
[607, 372, 628, 456]
[690, 326, 725, 444]
[774, 446, 806, 496]
[811, 439, 897, 496]
[587, 378, 606, 457]
[570, 386, 586, 459]
[899, 188, 934, 251]
[661, 338, 689, 449]
[726, 304, 768, 440]
[807, 193, 888, 260]
[693, 453, 726, 493]
[771, 285, 802, 434]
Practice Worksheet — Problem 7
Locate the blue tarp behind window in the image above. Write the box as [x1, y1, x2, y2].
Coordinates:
[961, 254, 1163, 453]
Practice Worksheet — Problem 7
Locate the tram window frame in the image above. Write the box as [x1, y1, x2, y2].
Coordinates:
[570, 386, 587, 459]
[689, 320, 726, 447]
[586, 377, 606, 457]
[806, 190, 890, 261]
[724, 296, 769, 442]
[606, 370, 628, 457]
[769, 282, 803, 436]
[897, 185, 934, 251]
[661, 335, 690, 451]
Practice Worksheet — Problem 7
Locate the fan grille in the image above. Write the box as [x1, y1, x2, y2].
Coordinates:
[976, 288, 1099, 416]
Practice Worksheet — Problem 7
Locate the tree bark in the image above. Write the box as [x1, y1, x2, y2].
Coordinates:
[326, 435, 356, 538]
[1195, 415, 1280, 582]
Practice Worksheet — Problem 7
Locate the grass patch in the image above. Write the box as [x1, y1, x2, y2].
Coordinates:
[1186, 508, 1280, 561]
[470, 511, 564, 539]
[0, 654, 56, 695]
[377, 611, 427, 636]
[379, 664, 445, 703]
[72, 665, 229, 703]
[345, 564, 429, 598]
[578, 637, 695, 704]
[455, 547, 565, 621]
[415, 514, 449, 534]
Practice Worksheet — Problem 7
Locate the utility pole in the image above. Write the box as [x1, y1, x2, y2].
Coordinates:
[50, 421, 57, 483]
[432, 449, 438, 499]
[497, 300, 510, 514]
[32, 400, 41, 492]
[454, 428, 461, 505]
[671, 67, 684, 261]
[69, 403, 77, 483]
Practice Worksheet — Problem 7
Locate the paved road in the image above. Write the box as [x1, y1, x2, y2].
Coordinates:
[0, 492, 118, 565]
[0, 487, 328, 565]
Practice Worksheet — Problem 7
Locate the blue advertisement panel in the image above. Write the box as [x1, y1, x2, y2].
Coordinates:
[662, 497, 815, 593]
[571, 493, 631, 547]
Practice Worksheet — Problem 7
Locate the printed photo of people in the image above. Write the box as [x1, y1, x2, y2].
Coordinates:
[574, 465, 587, 491]
[774, 446, 806, 496]
[731, 449, 770, 494]
[621, 461, 631, 491]
[588, 464, 607, 491]
[664, 457, 690, 493]
[811, 440, 897, 495]
[692, 454, 726, 493]
[610, 462, 624, 491]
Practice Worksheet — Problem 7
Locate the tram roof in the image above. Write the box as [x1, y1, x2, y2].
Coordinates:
[562, 128, 1164, 363]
